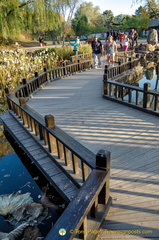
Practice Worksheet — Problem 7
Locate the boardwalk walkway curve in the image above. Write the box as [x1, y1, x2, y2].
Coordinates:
[27, 58, 159, 239]
[1, 59, 112, 239]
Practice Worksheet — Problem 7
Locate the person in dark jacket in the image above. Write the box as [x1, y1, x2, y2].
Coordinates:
[91, 36, 102, 68]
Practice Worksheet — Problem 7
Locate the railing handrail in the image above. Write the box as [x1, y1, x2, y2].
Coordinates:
[103, 76, 159, 115]
[45, 169, 111, 240]
[5, 94, 112, 239]
[7, 94, 96, 170]
[5, 58, 95, 185]
[3, 56, 112, 240]
[104, 79, 159, 96]
[8, 58, 92, 98]
[104, 58, 140, 80]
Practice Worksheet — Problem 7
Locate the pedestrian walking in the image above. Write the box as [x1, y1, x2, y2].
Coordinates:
[122, 35, 129, 56]
[105, 36, 117, 67]
[129, 28, 135, 48]
[70, 36, 80, 55]
[91, 36, 102, 68]
[39, 35, 43, 47]
[119, 30, 125, 48]
[134, 30, 139, 47]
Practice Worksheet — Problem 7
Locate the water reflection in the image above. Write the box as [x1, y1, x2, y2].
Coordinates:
[138, 61, 159, 90]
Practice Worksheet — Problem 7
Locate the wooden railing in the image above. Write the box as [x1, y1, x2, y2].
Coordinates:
[70, 53, 92, 63]
[103, 80, 159, 116]
[4, 57, 111, 239]
[103, 58, 140, 80]
[6, 94, 96, 185]
[8, 58, 92, 100]
[45, 164, 111, 240]
[5, 93, 112, 239]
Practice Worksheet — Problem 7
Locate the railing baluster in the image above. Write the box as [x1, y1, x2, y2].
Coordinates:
[143, 83, 150, 108]
[154, 95, 158, 111]
[79, 217, 87, 240]
[90, 198, 98, 218]
[57, 140, 63, 159]
[72, 153, 79, 174]
[81, 162, 89, 182]
[128, 88, 132, 103]
[64, 146, 71, 166]
[34, 121, 39, 136]
[136, 90, 139, 105]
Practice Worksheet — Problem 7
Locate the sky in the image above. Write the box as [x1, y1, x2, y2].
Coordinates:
[84, 0, 142, 16]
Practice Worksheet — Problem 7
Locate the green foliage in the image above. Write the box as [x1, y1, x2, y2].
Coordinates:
[120, 15, 151, 32]
[102, 10, 116, 30]
[134, 0, 159, 18]
[0, 0, 79, 42]
[72, 2, 101, 37]
[72, 15, 92, 37]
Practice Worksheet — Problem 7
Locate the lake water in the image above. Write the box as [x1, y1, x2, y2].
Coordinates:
[0, 126, 64, 237]
[138, 63, 159, 90]
[123, 62, 159, 106]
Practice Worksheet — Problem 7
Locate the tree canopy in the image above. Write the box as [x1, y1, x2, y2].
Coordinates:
[119, 15, 151, 33]
[0, 0, 158, 42]
[0, 0, 79, 41]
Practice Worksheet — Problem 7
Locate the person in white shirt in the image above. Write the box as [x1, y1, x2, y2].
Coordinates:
[122, 35, 129, 56]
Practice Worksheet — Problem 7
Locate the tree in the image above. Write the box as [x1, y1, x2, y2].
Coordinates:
[102, 10, 116, 30]
[72, 14, 91, 37]
[72, 1, 102, 36]
[75, 2, 101, 25]
[120, 15, 151, 33]
[0, 0, 78, 42]
[53, 0, 80, 40]
[133, 0, 159, 18]
[135, 6, 148, 17]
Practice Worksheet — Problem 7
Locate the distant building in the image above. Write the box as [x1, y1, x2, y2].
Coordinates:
[83, 18, 159, 39]
[141, 19, 159, 37]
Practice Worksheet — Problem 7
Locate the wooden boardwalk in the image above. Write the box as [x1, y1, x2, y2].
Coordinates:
[27, 63, 159, 239]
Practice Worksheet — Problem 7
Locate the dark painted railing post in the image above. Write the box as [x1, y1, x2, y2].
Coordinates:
[96, 149, 110, 204]
[78, 59, 81, 72]
[45, 114, 55, 128]
[22, 78, 29, 97]
[19, 97, 26, 107]
[19, 97, 27, 125]
[118, 61, 121, 74]
[63, 61, 67, 76]
[35, 72, 38, 77]
[143, 83, 151, 109]
[129, 57, 132, 69]
[44, 67, 48, 82]
[5, 88, 12, 110]
[103, 81, 108, 96]
[34, 71, 40, 89]
[105, 65, 108, 74]
[45, 115, 56, 152]
[104, 65, 108, 80]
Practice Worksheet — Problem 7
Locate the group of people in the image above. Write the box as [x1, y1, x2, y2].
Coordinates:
[91, 35, 117, 68]
[68, 29, 139, 68]
[70, 35, 117, 68]
[91, 29, 139, 68]
[107, 29, 139, 49]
